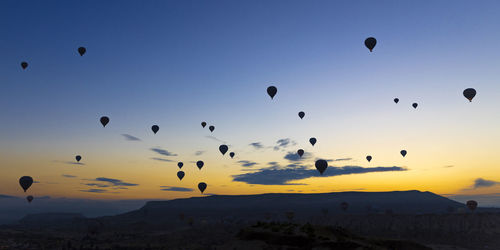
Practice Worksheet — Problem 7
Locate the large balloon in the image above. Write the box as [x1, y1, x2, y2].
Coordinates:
[177, 171, 185, 181]
[315, 160, 328, 175]
[466, 200, 478, 211]
[209, 126, 215, 132]
[364, 37, 377, 52]
[78, 47, 86, 56]
[100, 116, 109, 127]
[229, 152, 235, 158]
[21, 62, 28, 69]
[201, 122, 207, 128]
[27, 195, 34, 203]
[267, 86, 277, 99]
[198, 182, 207, 193]
[366, 155, 372, 162]
[298, 111, 305, 119]
[19, 176, 33, 192]
[463, 88, 476, 102]
[75, 155, 82, 162]
[177, 162, 183, 169]
[297, 149, 304, 157]
[400, 150, 407, 157]
[412, 103, 418, 109]
[196, 161, 204, 170]
[219, 145, 228, 155]
[151, 125, 159, 134]
[340, 201, 349, 211]
[309, 137, 317, 146]
[394, 98, 399, 104]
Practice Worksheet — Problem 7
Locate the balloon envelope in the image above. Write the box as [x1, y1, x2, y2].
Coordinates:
[151, 125, 159, 134]
[466, 200, 478, 211]
[309, 137, 317, 146]
[219, 145, 228, 155]
[364, 37, 377, 52]
[177, 162, 183, 169]
[21, 62, 28, 69]
[27, 195, 33, 203]
[100, 116, 109, 127]
[412, 103, 418, 109]
[366, 155, 372, 162]
[209, 126, 215, 132]
[298, 111, 305, 119]
[400, 150, 407, 157]
[177, 171, 185, 181]
[229, 152, 235, 158]
[78, 47, 86, 56]
[463, 88, 476, 102]
[198, 182, 207, 193]
[201, 122, 207, 128]
[267, 86, 277, 99]
[315, 160, 328, 175]
[19, 176, 33, 192]
[75, 155, 82, 162]
[297, 149, 304, 157]
[196, 161, 204, 170]
[394, 98, 399, 104]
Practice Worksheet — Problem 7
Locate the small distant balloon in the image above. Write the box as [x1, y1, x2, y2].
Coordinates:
[394, 98, 399, 104]
[229, 152, 235, 158]
[209, 126, 215, 132]
[75, 155, 82, 162]
[198, 182, 207, 193]
[100, 116, 109, 127]
[315, 160, 328, 175]
[177, 171, 185, 181]
[400, 150, 407, 157]
[177, 162, 183, 169]
[412, 103, 418, 109]
[27, 195, 34, 203]
[21, 62, 28, 69]
[201, 122, 207, 128]
[364, 37, 377, 52]
[78, 47, 86, 56]
[19, 176, 33, 192]
[151, 125, 159, 134]
[219, 145, 228, 155]
[267, 86, 277, 99]
[466, 200, 478, 211]
[298, 111, 305, 119]
[463, 88, 476, 102]
[366, 155, 372, 162]
[309, 137, 317, 146]
[196, 160, 204, 170]
[297, 149, 304, 157]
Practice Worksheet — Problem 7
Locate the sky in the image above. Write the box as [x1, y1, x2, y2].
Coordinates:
[1, 0, 500, 206]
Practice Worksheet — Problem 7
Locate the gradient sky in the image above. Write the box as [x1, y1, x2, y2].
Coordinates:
[1, 0, 500, 205]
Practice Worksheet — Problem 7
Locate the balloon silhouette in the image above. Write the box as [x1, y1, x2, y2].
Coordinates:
[340, 202, 349, 211]
[298, 111, 305, 119]
[21, 62, 28, 70]
[366, 155, 372, 162]
[177, 171, 185, 181]
[100, 116, 109, 127]
[75, 155, 82, 162]
[151, 125, 159, 134]
[315, 160, 328, 175]
[466, 200, 478, 211]
[219, 145, 228, 155]
[309, 137, 317, 146]
[78, 47, 86, 56]
[297, 149, 304, 157]
[209, 126, 215, 132]
[412, 103, 418, 109]
[463, 88, 476, 102]
[198, 182, 207, 193]
[177, 162, 183, 169]
[19, 176, 33, 192]
[229, 152, 235, 158]
[400, 150, 407, 157]
[201, 122, 207, 128]
[27, 195, 34, 203]
[196, 161, 204, 170]
[364, 37, 377, 52]
[267, 86, 277, 99]
[394, 98, 399, 104]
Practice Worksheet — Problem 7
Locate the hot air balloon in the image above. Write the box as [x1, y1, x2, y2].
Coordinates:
[177, 171, 185, 181]
[201, 122, 207, 128]
[309, 137, 317, 146]
[412, 103, 418, 109]
[198, 182, 207, 193]
[75, 155, 82, 162]
[78, 47, 86, 56]
[394, 98, 399, 104]
[340, 202, 349, 211]
[297, 149, 304, 157]
[209, 126, 215, 132]
[100, 116, 109, 127]
[315, 160, 327, 175]
[267, 86, 277, 99]
[196, 161, 204, 170]
[298, 111, 305, 119]
[21, 62, 28, 69]
[177, 162, 183, 169]
[229, 152, 235, 158]
[463, 88, 476, 102]
[151, 125, 159, 134]
[466, 200, 478, 211]
[219, 145, 228, 155]
[19, 176, 33, 192]
[27, 195, 33, 203]
[364, 37, 377, 52]
[366, 155, 372, 162]
[400, 150, 407, 157]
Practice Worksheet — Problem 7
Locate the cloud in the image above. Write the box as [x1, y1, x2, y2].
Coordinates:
[249, 142, 264, 149]
[151, 157, 174, 162]
[238, 160, 258, 167]
[443, 165, 454, 168]
[195, 151, 205, 156]
[284, 151, 312, 162]
[274, 138, 296, 151]
[121, 134, 141, 141]
[232, 165, 407, 185]
[160, 186, 194, 192]
[150, 148, 177, 157]
[62, 174, 77, 178]
[331, 158, 353, 162]
[66, 162, 85, 166]
[205, 136, 226, 143]
[474, 178, 499, 189]
[84, 183, 110, 188]
[80, 189, 108, 193]
[0, 194, 17, 199]
[92, 177, 138, 187]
